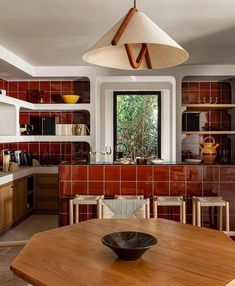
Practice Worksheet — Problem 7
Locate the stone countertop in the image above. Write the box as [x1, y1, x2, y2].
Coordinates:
[59, 161, 235, 166]
[0, 166, 58, 186]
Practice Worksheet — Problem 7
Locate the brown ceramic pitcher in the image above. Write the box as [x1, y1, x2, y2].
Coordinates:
[200, 136, 219, 164]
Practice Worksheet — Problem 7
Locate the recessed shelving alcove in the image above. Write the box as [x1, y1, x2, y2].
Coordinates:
[181, 76, 235, 163]
[0, 77, 92, 162]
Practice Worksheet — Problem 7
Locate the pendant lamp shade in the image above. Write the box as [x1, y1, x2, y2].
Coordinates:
[82, 8, 189, 70]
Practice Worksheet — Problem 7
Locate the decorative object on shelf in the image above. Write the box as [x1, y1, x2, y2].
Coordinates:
[198, 97, 218, 104]
[102, 231, 157, 260]
[182, 111, 200, 131]
[0, 89, 6, 96]
[55, 124, 90, 136]
[184, 158, 201, 163]
[89, 146, 97, 162]
[2, 154, 10, 172]
[61, 94, 80, 104]
[32, 159, 40, 167]
[115, 143, 128, 160]
[41, 117, 56, 135]
[20, 124, 34, 135]
[200, 136, 219, 164]
[82, 0, 188, 70]
[27, 90, 44, 103]
[75, 124, 90, 136]
[9, 162, 19, 172]
[219, 149, 229, 164]
[136, 157, 147, 165]
[105, 146, 112, 162]
[151, 158, 164, 164]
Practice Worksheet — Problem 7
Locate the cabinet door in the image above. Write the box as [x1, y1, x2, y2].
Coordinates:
[0, 183, 13, 229]
[36, 175, 58, 213]
[13, 178, 27, 222]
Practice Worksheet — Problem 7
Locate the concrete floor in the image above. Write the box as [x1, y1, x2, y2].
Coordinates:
[0, 215, 58, 285]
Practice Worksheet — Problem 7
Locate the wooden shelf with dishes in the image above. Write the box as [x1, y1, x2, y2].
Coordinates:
[182, 131, 235, 135]
[182, 104, 235, 111]
[0, 135, 91, 143]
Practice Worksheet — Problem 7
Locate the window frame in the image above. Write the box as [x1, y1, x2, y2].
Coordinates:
[113, 91, 161, 160]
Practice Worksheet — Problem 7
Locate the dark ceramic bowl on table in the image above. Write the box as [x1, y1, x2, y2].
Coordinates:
[102, 231, 157, 260]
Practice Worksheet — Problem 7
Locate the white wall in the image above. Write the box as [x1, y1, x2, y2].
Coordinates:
[96, 77, 176, 161]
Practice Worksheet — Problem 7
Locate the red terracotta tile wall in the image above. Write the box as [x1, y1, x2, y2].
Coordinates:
[0, 78, 90, 103]
[59, 164, 235, 228]
[0, 142, 89, 165]
[0, 78, 9, 91]
[182, 81, 231, 104]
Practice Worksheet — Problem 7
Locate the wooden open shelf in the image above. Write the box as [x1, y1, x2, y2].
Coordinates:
[182, 104, 235, 110]
[182, 131, 235, 135]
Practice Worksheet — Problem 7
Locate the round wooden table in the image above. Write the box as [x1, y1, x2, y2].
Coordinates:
[11, 219, 235, 286]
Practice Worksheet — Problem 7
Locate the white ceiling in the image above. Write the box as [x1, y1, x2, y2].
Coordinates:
[0, 0, 235, 66]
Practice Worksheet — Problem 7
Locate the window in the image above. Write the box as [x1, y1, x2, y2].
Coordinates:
[114, 91, 161, 160]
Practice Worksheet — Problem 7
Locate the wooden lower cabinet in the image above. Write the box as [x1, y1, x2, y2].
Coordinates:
[35, 174, 58, 214]
[0, 183, 13, 230]
[13, 178, 27, 223]
[0, 177, 29, 232]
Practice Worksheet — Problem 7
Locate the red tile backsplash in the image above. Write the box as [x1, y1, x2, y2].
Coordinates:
[187, 166, 202, 181]
[170, 166, 186, 181]
[59, 182, 72, 197]
[203, 166, 219, 182]
[104, 166, 120, 181]
[105, 181, 120, 196]
[0, 142, 89, 165]
[137, 166, 152, 181]
[170, 182, 186, 196]
[57, 164, 235, 226]
[137, 181, 153, 196]
[120, 181, 137, 195]
[121, 166, 136, 181]
[72, 181, 87, 196]
[88, 166, 104, 181]
[154, 182, 170, 196]
[153, 166, 169, 181]
[72, 166, 87, 181]
[88, 182, 104, 195]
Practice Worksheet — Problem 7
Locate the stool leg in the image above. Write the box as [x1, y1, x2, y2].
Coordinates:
[180, 204, 182, 223]
[182, 201, 186, 224]
[69, 200, 73, 225]
[219, 206, 223, 231]
[192, 198, 196, 226]
[75, 204, 79, 223]
[225, 202, 230, 232]
[154, 201, 158, 219]
[146, 198, 150, 219]
[97, 200, 102, 219]
[196, 201, 201, 227]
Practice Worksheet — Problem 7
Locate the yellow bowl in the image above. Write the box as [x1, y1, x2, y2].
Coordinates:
[61, 95, 80, 104]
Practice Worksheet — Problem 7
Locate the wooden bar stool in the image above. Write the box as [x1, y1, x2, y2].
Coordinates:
[69, 195, 104, 224]
[153, 196, 186, 223]
[192, 196, 230, 231]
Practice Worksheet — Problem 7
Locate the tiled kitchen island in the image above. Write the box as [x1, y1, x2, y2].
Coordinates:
[59, 162, 235, 229]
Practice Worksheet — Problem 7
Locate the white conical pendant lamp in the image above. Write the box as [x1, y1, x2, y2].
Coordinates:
[83, 1, 189, 70]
